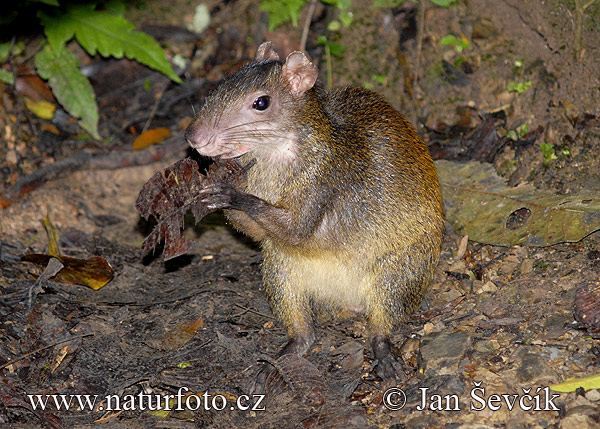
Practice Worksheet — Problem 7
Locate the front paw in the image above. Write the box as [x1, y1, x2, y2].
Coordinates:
[199, 183, 240, 210]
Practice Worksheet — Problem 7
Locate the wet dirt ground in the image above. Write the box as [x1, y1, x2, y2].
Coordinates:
[2, 0, 600, 427]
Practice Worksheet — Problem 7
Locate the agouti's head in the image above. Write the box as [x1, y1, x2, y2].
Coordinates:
[185, 42, 319, 161]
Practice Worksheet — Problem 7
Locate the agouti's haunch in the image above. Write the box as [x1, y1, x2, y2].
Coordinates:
[185, 42, 444, 378]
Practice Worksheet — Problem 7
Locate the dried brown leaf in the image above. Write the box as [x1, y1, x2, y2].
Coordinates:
[42, 214, 60, 256]
[150, 316, 204, 351]
[21, 254, 114, 290]
[264, 354, 326, 408]
[132, 127, 172, 150]
[574, 283, 600, 333]
[135, 158, 252, 260]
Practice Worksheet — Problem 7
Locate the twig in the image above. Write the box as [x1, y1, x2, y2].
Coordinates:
[574, 0, 599, 61]
[7, 36, 35, 145]
[411, 0, 426, 124]
[0, 333, 94, 370]
[0, 136, 187, 209]
[141, 81, 169, 134]
[28, 257, 64, 310]
[234, 303, 275, 320]
[413, 0, 426, 91]
[323, 41, 333, 90]
[410, 0, 426, 126]
[300, 0, 318, 52]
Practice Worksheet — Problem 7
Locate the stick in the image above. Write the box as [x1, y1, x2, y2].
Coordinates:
[411, 0, 427, 124]
[0, 333, 94, 370]
[0, 137, 187, 209]
[300, 0, 318, 52]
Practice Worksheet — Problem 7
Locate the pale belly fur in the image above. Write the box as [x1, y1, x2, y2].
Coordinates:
[282, 251, 372, 313]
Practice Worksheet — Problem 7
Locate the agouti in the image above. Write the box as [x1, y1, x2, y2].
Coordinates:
[185, 42, 444, 379]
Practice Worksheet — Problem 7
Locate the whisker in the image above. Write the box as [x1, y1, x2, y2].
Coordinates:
[218, 121, 261, 133]
[225, 131, 287, 140]
[225, 128, 282, 136]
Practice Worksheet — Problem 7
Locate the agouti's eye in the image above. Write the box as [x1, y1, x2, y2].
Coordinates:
[252, 95, 271, 111]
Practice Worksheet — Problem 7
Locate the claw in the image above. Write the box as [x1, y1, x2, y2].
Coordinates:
[199, 182, 236, 210]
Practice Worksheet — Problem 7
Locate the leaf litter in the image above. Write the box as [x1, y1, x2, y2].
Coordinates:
[20, 214, 115, 292]
[3, 1, 600, 427]
[437, 159, 600, 246]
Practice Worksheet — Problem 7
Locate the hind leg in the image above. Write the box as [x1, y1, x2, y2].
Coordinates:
[262, 247, 315, 356]
[253, 248, 315, 392]
[367, 251, 430, 380]
[252, 297, 314, 393]
[368, 302, 407, 381]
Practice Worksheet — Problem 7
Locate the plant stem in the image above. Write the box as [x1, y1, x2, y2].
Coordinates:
[574, 0, 598, 61]
[324, 41, 333, 90]
[411, 0, 426, 124]
[300, 0, 318, 52]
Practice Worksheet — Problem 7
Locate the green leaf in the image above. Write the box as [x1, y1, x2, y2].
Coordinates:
[35, 44, 100, 139]
[38, 9, 75, 52]
[440, 35, 459, 45]
[39, 4, 181, 83]
[429, 0, 457, 7]
[2, 41, 25, 59]
[339, 11, 354, 27]
[0, 69, 14, 85]
[328, 20, 341, 31]
[453, 56, 467, 67]
[540, 142, 557, 164]
[32, 0, 60, 5]
[260, 0, 308, 31]
[440, 34, 470, 53]
[104, 0, 126, 15]
[550, 373, 600, 392]
[328, 43, 346, 57]
[373, 0, 405, 7]
[516, 122, 529, 137]
[0, 42, 11, 62]
[437, 159, 600, 247]
[336, 0, 351, 10]
[372, 74, 386, 85]
[323, 0, 350, 9]
[507, 81, 532, 94]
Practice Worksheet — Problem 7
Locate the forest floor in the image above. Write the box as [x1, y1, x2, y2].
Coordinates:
[2, 0, 600, 427]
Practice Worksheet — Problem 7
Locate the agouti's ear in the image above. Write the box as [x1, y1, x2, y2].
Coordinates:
[255, 42, 280, 62]
[282, 52, 318, 96]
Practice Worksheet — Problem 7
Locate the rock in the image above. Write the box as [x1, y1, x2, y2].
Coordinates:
[472, 18, 498, 39]
[421, 330, 471, 375]
[520, 258, 534, 275]
[586, 389, 600, 402]
[559, 414, 598, 429]
[477, 281, 497, 294]
[516, 353, 556, 383]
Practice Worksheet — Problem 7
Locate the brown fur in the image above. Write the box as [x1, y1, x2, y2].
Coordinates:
[185, 43, 443, 369]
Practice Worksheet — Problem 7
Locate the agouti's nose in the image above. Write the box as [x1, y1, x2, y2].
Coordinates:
[184, 121, 208, 150]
